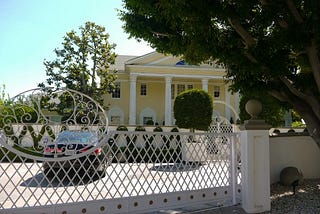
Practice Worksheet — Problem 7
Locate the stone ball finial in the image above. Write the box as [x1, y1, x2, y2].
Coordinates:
[245, 99, 262, 119]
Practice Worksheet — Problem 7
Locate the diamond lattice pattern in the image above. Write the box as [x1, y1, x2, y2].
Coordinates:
[0, 130, 241, 209]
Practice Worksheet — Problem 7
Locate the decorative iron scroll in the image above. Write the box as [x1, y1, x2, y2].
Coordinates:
[0, 88, 108, 160]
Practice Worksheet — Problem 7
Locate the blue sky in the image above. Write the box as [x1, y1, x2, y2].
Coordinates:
[0, 0, 153, 97]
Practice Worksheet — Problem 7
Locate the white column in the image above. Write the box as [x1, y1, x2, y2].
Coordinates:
[225, 84, 231, 121]
[235, 92, 240, 120]
[202, 78, 209, 92]
[129, 74, 137, 125]
[241, 125, 271, 213]
[165, 76, 172, 126]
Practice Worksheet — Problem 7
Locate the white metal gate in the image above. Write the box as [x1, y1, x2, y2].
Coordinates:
[0, 88, 241, 214]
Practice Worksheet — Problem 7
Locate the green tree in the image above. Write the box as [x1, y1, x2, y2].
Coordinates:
[39, 22, 117, 105]
[0, 84, 8, 105]
[174, 89, 213, 131]
[120, 1, 320, 148]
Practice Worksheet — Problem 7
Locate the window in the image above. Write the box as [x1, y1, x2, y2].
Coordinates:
[140, 83, 147, 96]
[175, 60, 188, 66]
[143, 117, 153, 125]
[171, 83, 193, 99]
[112, 82, 120, 98]
[171, 84, 175, 99]
[214, 86, 220, 98]
[177, 84, 185, 95]
[110, 116, 120, 125]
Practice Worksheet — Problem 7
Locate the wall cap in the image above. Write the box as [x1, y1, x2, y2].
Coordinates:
[240, 119, 272, 130]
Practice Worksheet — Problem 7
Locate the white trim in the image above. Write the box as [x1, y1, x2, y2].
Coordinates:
[127, 64, 225, 72]
[130, 72, 224, 80]
[125, 51, 158, 64]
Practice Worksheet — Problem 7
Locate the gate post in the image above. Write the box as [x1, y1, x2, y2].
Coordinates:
[240, 100, 271, 213]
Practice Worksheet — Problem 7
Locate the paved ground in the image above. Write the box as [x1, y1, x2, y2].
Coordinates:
[188, 206, 246, 214]
[144, 205, 246, 214]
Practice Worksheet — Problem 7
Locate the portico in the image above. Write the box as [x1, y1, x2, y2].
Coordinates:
[127, 72, 226, 126]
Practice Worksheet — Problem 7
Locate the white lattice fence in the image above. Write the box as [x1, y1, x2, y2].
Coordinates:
[0, 131, 241, 213]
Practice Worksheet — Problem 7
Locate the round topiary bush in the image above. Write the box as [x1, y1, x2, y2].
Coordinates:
[153, 126, 163, 132]
[115, 125, 130, 146]
[116, 125, 128, 131]
[170, 127, 179, 132]
[135, 126, 146, 131]
[174, 89, 213, 131]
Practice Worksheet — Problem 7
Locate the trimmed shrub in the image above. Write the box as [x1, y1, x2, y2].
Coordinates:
[116, 125, 128, 131]
[135, 126, 146, 131]
[174, 89, 213, 131]
[153, 126, 163, 132]
[115, 125, 130, 145]
[170, 127, 179, 132]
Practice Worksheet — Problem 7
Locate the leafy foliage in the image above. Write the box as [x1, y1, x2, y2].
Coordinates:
[116, 125, 128, 131]
[153, 126, 163, 132]
[174, 89, 213, 131]
[121, 0, 320, 147]
[135, 125, 146, 131]
[0, 96, 39, 128]
[39, 22, 117, 105]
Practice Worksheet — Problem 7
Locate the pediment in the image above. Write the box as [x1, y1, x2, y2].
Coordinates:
[125, 51, 223, 69]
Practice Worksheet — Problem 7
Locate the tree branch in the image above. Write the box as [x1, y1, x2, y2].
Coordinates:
[228, 18, 260, 64]
[306, 39, 320, 92]
[244, 52, 259, 64]
[268, 90, 289, 102]
[152, 31, 170, 37]
[286, 0, 303, 24]
[280, 76, 320, 119]
[228, 18, 256, 47]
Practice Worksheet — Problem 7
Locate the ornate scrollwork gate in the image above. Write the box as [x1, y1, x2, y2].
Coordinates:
[0, 88, 241, 214]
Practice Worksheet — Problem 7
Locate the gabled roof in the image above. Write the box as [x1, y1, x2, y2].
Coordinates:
[125, 51, 222, 68]
[110, 55, 137, 71]
[125, 51, 169, 65]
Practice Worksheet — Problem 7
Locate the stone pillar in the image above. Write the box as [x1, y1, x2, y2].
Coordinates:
[240, 99, 271, 213]
[165, 76, 172, 126]
[202, 78, 209, 92]
[129, 74, 137, 125]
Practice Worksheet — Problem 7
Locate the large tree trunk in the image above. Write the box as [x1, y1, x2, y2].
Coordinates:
[270, 87, 320, 149]
[292, 99, 320, 149]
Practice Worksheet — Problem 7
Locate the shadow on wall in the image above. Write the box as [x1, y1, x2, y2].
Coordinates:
[269, 135, 320, 184]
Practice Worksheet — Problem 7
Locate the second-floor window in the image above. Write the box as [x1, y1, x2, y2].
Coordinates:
[140, 83, 147, 96]
[177, 84, 185, 95]
[214, 86, 220, 98]
[187, 84, 193, 90]
[112, 82, 121, 98]
[171, 83, 194, 99]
